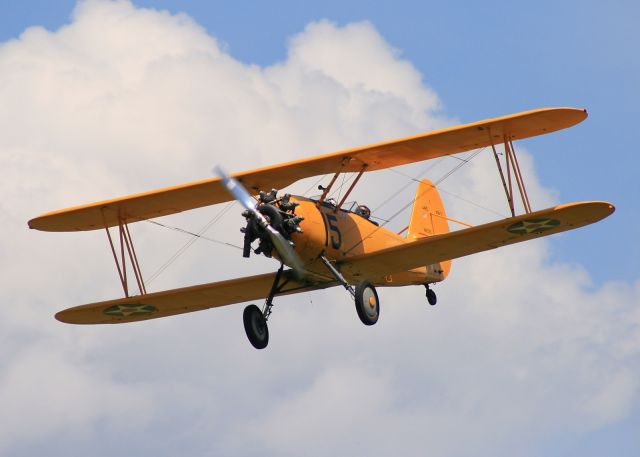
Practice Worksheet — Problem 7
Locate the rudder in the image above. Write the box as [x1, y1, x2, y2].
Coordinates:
[407, 179, 451, 280]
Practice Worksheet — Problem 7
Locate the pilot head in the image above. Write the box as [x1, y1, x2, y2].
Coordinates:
[355, 205, 371, 219]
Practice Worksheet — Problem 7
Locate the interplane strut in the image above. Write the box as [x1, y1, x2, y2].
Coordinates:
[104, 216, 147, 297]
[489, 130, 533, 216]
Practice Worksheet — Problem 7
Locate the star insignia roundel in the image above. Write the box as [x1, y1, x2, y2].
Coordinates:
[506, 218, 561, 235]
[103, 303, 157, 317]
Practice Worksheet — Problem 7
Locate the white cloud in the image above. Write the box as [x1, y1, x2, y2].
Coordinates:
[0, 1, 637, 456]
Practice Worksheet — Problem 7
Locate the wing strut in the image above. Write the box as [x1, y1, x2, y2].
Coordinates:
[317, 157, 349, 206]
[336, 164, 368, 211]
[489, 130, 533, 216]
[104, 216, 147, 297]
[317, 157, 368, 209]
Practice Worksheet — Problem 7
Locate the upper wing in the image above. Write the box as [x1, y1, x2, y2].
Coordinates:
[56, 270, 335, 325]
[29, 107, 586, 232]
[341, 201, 614, 279]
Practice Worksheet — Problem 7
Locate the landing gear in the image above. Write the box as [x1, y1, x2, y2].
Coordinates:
[243, 263, 290, 350]
[243, 304, 269, 349]
[354, 281, 379, 325]
[320, 255, 380, 326]
[425, 284, 437, 306]
[244, 256, 383, 349]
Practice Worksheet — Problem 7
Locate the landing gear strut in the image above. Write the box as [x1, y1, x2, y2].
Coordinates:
[243, 263, 289, 350]
[425, 284, 437, 306]
[320, 255, 380, 326]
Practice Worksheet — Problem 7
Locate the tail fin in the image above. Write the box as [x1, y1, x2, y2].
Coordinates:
[407, 179, 452, 280]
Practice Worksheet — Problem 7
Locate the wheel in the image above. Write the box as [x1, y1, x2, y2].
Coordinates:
[426, 287, 437, 306]
[243, 304, 269, 349]
[354, 281, 379, 326]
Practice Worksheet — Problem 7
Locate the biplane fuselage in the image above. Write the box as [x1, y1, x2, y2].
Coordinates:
[284, 196, 445, 286]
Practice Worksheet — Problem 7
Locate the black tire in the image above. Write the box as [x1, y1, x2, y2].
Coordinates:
[426, 287, 437, 306]
[243, 304, 269, 349]
[354, 281, 379, 326]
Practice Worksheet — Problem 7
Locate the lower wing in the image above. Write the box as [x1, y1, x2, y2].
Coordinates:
[341, 201, 614, 279]
[56, 270, 335, 324]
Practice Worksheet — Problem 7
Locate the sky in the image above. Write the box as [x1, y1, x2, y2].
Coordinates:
[0, 1, 638, 456]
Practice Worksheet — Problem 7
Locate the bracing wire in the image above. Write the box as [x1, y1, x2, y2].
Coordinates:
[384, 149, 506, 218]
[302, 175, 328, 197]
[343, 148, 486, 254]
[378, 149, 484, 225]
[145, 201, 240, 285]
[371, 157, 445, 213]
[142, 146, 499, 283]
[437, 187, 508, 218]
[330, 172, 357, 202]
[145, 174, 327, 286]
[335, 171, 348, 203]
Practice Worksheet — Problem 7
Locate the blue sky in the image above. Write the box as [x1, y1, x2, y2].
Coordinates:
[1, 1, 638, 456]
[3, 0, 637, 281]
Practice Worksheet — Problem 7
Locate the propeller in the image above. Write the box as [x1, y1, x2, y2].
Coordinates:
[214, 166, 306, 279]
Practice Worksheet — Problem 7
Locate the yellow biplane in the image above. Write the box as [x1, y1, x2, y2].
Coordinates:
[29, 107, 614, 349]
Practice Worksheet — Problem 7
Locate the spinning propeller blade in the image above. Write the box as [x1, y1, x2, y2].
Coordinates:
[214, 166, 306, 278]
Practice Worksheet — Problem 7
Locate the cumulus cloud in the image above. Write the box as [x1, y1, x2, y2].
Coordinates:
[0, 1, 638, 456]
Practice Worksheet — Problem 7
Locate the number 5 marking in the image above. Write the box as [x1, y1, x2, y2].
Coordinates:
[325, 214, 342, 249]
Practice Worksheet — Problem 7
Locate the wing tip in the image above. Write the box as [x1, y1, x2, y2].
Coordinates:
[55, 309, 75, 324]
[595, 200, 616, 219]
[55, 308, 105, 325]
[559, 200, 615, 219]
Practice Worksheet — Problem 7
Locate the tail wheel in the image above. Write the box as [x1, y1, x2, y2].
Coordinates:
[243, 304, 269, 349]
[425, 285, 437, 306]
[354, 281, 379, 326]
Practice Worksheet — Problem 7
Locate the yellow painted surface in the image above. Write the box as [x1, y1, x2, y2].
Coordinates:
[29, 107, 587, 232]
[56, 270, 335, 325]
[407, 179, 451, 281]
[55, 200, 614, 325]
[37, 106, 616, 327]
[341, 201, 614, 280]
